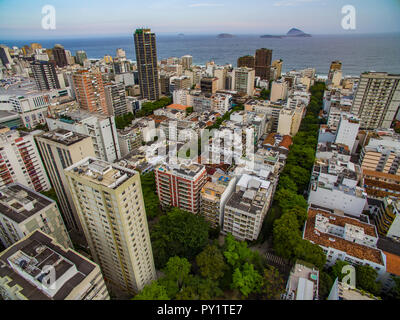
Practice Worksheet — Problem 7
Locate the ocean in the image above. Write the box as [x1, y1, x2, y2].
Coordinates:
[2, 33, 400, 76]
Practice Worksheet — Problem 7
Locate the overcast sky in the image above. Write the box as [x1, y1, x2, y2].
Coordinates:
[0, 0, 399, 39]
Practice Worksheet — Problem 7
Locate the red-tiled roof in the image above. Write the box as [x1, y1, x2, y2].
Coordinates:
[279, 135, 293, 149]
[383, 251, 400, 276]
[304, 208, 384, 266]
[166, 104, 190, 111]
[262, 133, 277, 146]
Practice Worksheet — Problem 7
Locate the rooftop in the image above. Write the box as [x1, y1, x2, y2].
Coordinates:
[304, 208, 383, 266]
[38, 129, 89, 146]
[0, 230, 96, 300]
[65, 157, 136, 190]
[0, 184, 54, 224]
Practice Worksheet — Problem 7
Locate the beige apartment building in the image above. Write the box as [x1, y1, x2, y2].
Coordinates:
[0, 183, 72, 249]
[350, 72, 400, 129]
[64, 157, 156, 294]
[0, 230, 109, 300]
[35, 129, 95, 234]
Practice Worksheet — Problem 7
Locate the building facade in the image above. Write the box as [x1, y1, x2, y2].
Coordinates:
[0, 183, 72, 249]
[134, 28, 160, 101]
[65, 157, 156, 293]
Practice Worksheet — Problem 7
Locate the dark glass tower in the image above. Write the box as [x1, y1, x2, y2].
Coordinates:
[255, 48, 273, 81]
[134, 28, 160, 101]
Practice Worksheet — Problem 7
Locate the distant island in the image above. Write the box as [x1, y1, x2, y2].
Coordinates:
[260, 35, 284, 39]
[260, 28, 311, 39]
[178, 33, 185, 37]
[286, 28, 311, 37]
[217, 33, 234, 39]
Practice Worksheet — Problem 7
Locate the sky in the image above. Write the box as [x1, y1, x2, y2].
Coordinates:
[0, 0, 400, 40]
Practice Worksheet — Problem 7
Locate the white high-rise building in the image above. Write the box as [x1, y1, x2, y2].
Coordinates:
[351, 72, 400, 129]
[234, 67, 255, 96]
[46, 110, 121, 162]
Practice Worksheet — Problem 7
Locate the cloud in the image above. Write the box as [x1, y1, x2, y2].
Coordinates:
[188, 3, 224, 7]
[273, 0, 321, 7]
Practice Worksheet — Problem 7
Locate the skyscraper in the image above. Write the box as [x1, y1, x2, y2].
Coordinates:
[134, 28, 160, 101]
[30, 61, 60, 91]
[65, 157, 156, 293]
[350, 72, 400, 129]
[72, 69, 109, 115]
[52, 44, 68, 68]
[35, 129, 96, 235]
[255, 48, 272, 80]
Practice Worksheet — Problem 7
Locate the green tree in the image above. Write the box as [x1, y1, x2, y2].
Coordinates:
[261, 266, 285, 300]
[284, 205, 308, 226]
[151, 208, 209, 268]
[274, 188, 307, 212]
[272, 211, 302, 259]
[330, 260, 349, 281]
[318, 271, 334, 300]
[164, 256, 191, 288]
[175, 275, 223, 300]
[355, 265, 381, 296]
[231, 263, 262, 297]
[294, 240, 326, 270]
[223, 233, 254, 269]
[277, 175, 297, 193]
[133, 281, 169, 300]
[196, 245, 227, 281]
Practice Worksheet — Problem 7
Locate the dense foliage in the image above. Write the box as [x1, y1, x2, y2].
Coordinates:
[151, 208, 210, 268]
[269, 82, 327, 269]
[140, 172, 161, 220]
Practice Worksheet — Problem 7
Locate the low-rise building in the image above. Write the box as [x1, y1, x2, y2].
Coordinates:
[200, 173, 237, 228]
[223, 174, 273, 241]
[283, 260, 319, 300]
[304, 208, 385, 276]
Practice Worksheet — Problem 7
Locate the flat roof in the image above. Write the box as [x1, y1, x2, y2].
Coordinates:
[0, 230, 96, 300]
[0, 184, 54, 224]
[38, 129, 89, 146]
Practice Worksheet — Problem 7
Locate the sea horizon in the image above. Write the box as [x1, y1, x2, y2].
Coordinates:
[2, 33, 400, 76]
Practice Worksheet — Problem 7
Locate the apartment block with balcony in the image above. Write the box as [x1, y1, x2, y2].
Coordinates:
[200, 173, 237, 228]
[64, 157, 156, 294]
[350, 72, 400, 130]
[35, 129, 95, 235]
[0, 230, 109, 300]
[155, 163, 207, 214]
[46, 110, 121, 162]
[0, 128, 51, 192]
[223, 174, 273, 241]
[0, 183, 72, 249]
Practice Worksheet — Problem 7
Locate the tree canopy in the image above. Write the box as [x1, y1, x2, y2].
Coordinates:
[151, 208, 209, 268]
